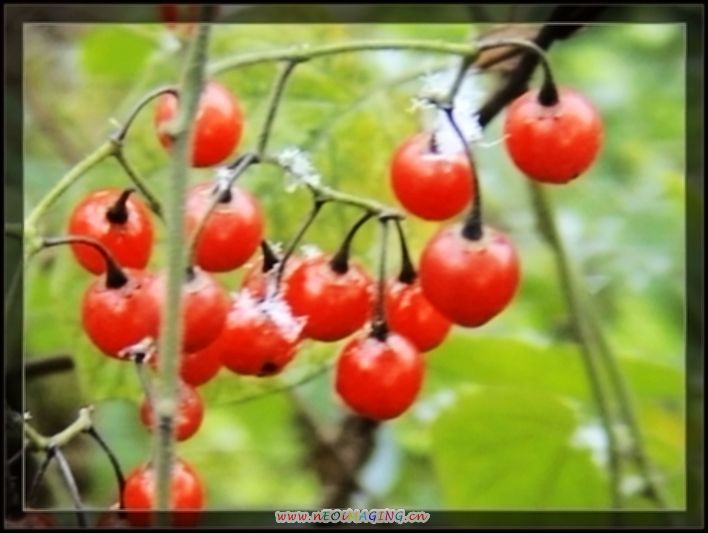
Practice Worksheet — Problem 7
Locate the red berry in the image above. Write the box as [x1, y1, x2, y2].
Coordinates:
[123, 459, 204, 527]
[150, 268, 229, 353]
[68, 189, 153, 275]
[284, 254, 373, 342]
[140, 383, 204, 441]
[155, 81, 244, 168]
[390, 133, 474, 220]
[419, 224, 520, 327]
[504, 87, 603, 183]
[335, 333, 424, 420]
[185, 182, 264, 272]
[385, 278, 451, 352]
[179, 347, 222, 387]
[82, 269, 160, 358]
[214, 291, 302, 376]
[241, 255, 302, 300]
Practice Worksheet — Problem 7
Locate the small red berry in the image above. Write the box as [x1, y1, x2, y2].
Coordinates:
[155, 81, 244, 168]
[390, 133, 474, 220]
[185, 182, 264, 273]
[140, 383, 204, 441]
[68, 189, 153, 275]
[179, 347, 222, 387]
[419, 224, 520, 327]
[504, 87, 603, 183]
[241, 254, 302, 300]
[385, 278, 452, 352]
[336, 332, 424, 420]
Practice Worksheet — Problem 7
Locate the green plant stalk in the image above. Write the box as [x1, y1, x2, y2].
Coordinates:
[22, 406, 94, 451]
[528, 182, 623, 508]
[153, 22, 211, 521]
[208, 39, 479, 75]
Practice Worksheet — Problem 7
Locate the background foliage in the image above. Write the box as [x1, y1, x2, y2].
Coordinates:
[22, 21, 685, 512]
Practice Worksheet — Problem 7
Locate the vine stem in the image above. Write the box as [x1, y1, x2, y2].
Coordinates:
[114, 152, 164, 219]
[208, 39, 480, 75]
[276, 199, 325, 287]
[153, 20, 212, 521]
[54, 447, 87, 527]
[528, 183, 622, 508]
[371, 218, 391, 340]
[257, 60, 298, 156]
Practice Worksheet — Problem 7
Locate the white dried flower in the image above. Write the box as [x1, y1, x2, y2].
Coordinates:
[299, 243, 321, 258]
[277, 147, 322, 192]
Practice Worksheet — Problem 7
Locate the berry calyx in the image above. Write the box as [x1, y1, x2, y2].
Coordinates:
[335, 331, 424, 421]
[68, 188, 154, 275]
[140, 383, 204, 441]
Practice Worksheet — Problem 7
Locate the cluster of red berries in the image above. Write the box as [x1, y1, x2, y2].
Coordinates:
[50, 62, 601, 521]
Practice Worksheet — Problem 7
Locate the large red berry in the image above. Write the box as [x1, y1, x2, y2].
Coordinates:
[213, 291, 302, 376]
[140, 383, 204, 441]
[150, 268, 229, 353]
[185, 182, 264, 273]
[504, 87, 603, 183]
[284, 254, 373, 342]
[68, 189, 153, 275]
[122, 459, 204, 527]
[385, 278, 451, 352]
[390, 133, 474, 220]
[419, 224, 520, 327]
[82, 269, 160, 358]
[335, 333, 424, 420]
[155, 81, 244, 168]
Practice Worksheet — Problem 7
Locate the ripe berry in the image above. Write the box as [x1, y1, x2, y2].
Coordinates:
[284, 253, 373, 342]
[150, 268, 229, 353]
[154, 81, 244, 168]
[213, 291, 303, 377]
[122, 459, 204, 527]
[390, 133, 474, 220]
[68, 188, 153, 275]
[140, 383, 204, 441]
[385, 278, 451, 352]
[335, 332, 424, 420]
[185, 182, 264, 273]
[241, 252, 302, 300]
[419, 224, 520, 327]
[504, 87, 603, 183]
[179, 347, 222, 387]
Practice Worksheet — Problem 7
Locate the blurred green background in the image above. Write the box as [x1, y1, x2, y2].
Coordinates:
[21, 21, 685, 513]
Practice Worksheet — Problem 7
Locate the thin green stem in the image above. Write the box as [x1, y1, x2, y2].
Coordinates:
[528, 182, 622, 508]
[85, 427, 126, 510]
[276, 198, 325, 288]
[257, 61, 298, 156]
[209, 39, 479, 76]
[154, 20, 212, 520]
[114, 152, 164, 219]
[113, 86, 178, 143]
[371, 218, 391, 341]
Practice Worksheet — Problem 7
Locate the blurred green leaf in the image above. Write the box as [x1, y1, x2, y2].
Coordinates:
[81, 27, 153, 79]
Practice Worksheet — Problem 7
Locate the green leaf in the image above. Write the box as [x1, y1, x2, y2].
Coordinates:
[81, 27, 153, 79]
[431, 387, 608, 508]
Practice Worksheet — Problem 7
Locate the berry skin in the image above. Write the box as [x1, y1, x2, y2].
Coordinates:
[150, 268, 229, 353]
[284, 254, 373, 342]
[213, 291, 303, 377]
[335, 333, 424, 420]
[68, 189, 153, 275]
[82, 269, 160, 358]
[419, 224, 520, 327]
[140, 383, 204, 441]
[179, 347, 222, 387]
[185, 182, 264, 273]
[155, 81, 244, 168]
[504, 87, 603, 183]
[385, 278, 452, 352]
[390, 133, 474, 220]
[122, 459, 204, 527]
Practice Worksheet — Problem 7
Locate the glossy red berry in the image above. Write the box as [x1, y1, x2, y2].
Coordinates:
[82, 269, 160, 359]
[390, 133, 474, 220]
[185, 182, 264, 272]
[385, 278, 452, 352]
[140, 383, 204, 441]
[68, 189, 153, 275]
[213, 291, 302, 376]
[284, 254, 373, 342]
[155, 81, 244, 168]
[123, 459, 204, 527]
[504, 87, 603, 183]
[336, 333, 424, 420]
[150, 268, 229, 353]
[419, 224, 520, 327]
[179, 347, 222, 387]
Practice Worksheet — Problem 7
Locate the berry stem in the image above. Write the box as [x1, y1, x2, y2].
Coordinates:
[113, 151, 164, 220]
[84, 427, 126, 510]
[41, 236, 129, 289]
[371, 218, 391, 341]
[54, 447, 87, 527]
[393, 219, 416, 284]
[330, 211, 376, 275]
[276, 198, 325, 287]
[257, 60, 299, 156]
[112, 86, 179, 143]
[105, 188, 135, 224]
[260, 240, 280, 273]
